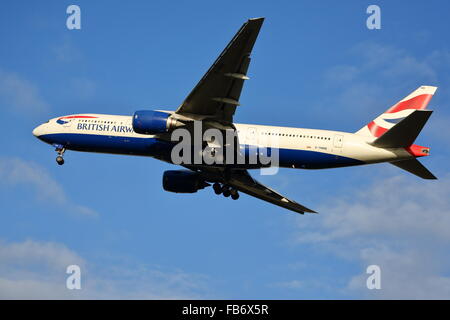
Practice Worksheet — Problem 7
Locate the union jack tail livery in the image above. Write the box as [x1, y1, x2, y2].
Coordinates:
[356, 86, 437, 138]
[356, 86, 437, 180]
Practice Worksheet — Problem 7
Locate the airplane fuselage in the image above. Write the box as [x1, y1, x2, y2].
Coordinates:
[33, 113, 416, 170]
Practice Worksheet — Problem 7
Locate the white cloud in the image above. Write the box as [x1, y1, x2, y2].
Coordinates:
[347, 246, 450, 299]
[297, 174, 450, 244]
[0, 239, 209, 299]
[351, 42, 437, 81]
[88, 264, 210, 299]
[0, 69, 49, 114]
[0, 239, 85, 271]
[292, 172, 450, 299]
[0, 240, 85, 299]
[0, 156, 98, 217]
[52, 38, 82, 63]
[320, 43, 450, 123]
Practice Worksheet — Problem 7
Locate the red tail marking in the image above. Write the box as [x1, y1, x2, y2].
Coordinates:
[387, 94, 432, 114]
[406, 144, 430, 157]
[367, 121, 388, 137]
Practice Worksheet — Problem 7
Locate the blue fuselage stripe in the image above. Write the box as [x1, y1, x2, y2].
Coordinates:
[38, 133, 363, 169]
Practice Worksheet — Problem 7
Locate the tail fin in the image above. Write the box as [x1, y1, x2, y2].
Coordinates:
[390, 158, 437, 180]
[357, 86, 438, 179]
[356, 86, 437, 138]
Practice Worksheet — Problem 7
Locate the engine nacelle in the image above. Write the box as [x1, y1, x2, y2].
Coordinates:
[132, 110, 180, 135]
[162, 170, 209, 193]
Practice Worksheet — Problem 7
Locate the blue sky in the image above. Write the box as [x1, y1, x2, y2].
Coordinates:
[1, 0, 450, 299]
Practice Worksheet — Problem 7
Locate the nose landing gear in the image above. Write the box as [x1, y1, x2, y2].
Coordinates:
[56, 155, 64, 165]
[55, 146, 66, 166]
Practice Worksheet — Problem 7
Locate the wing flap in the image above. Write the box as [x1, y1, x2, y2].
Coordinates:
[227, 170, 317, 214]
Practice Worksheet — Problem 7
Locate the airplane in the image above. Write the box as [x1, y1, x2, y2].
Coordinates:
[32, 18, 437, 215]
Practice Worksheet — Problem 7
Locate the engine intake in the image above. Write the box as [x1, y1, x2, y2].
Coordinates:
[162, 170, 210, 193]
[132, 110, 180, 135]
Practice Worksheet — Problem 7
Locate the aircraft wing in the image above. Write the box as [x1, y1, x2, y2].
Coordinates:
[174, 18, 264, 122]
[227, 170, 317, 214]
[190, 166, 316, 214]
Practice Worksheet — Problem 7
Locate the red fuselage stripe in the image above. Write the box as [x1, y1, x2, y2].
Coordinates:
[59, 116, 98, 119]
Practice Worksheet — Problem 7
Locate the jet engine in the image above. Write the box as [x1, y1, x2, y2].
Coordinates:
[162, 170, 210, 193]
[132, 110, 181, 135]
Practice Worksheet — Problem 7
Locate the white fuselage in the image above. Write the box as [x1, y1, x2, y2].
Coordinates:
[32, 114, 415, 169]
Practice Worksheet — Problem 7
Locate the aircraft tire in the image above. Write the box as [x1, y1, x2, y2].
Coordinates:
[56, 156, 64, 165]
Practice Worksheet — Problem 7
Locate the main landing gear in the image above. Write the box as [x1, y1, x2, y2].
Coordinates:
[55, 147, 66, 166]
[213, 183, 239, 200]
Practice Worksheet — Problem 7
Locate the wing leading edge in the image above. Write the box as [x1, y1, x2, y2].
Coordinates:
[175, 18, 264, 122]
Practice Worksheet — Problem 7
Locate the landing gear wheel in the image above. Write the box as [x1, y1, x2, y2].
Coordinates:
[55, 146, 66, 166]
[222, 187, 231, 197]
[56, 156, 64, 165]
[230, 190, 239, 200]
[213, 183, 222, 195]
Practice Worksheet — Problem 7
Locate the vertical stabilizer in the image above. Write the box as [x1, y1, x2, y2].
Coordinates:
[356, 86, 437, 138]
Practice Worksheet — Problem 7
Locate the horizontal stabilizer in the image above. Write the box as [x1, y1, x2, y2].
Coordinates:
[371, 110, 432, 148]
[391, 159, 437, 180]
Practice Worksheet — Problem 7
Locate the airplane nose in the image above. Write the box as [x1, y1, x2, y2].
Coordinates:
[32, 124, 44, 137]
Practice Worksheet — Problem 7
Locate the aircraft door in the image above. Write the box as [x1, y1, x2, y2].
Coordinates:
[333, 134, 344, 148]
[246, 127, 258, 145]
